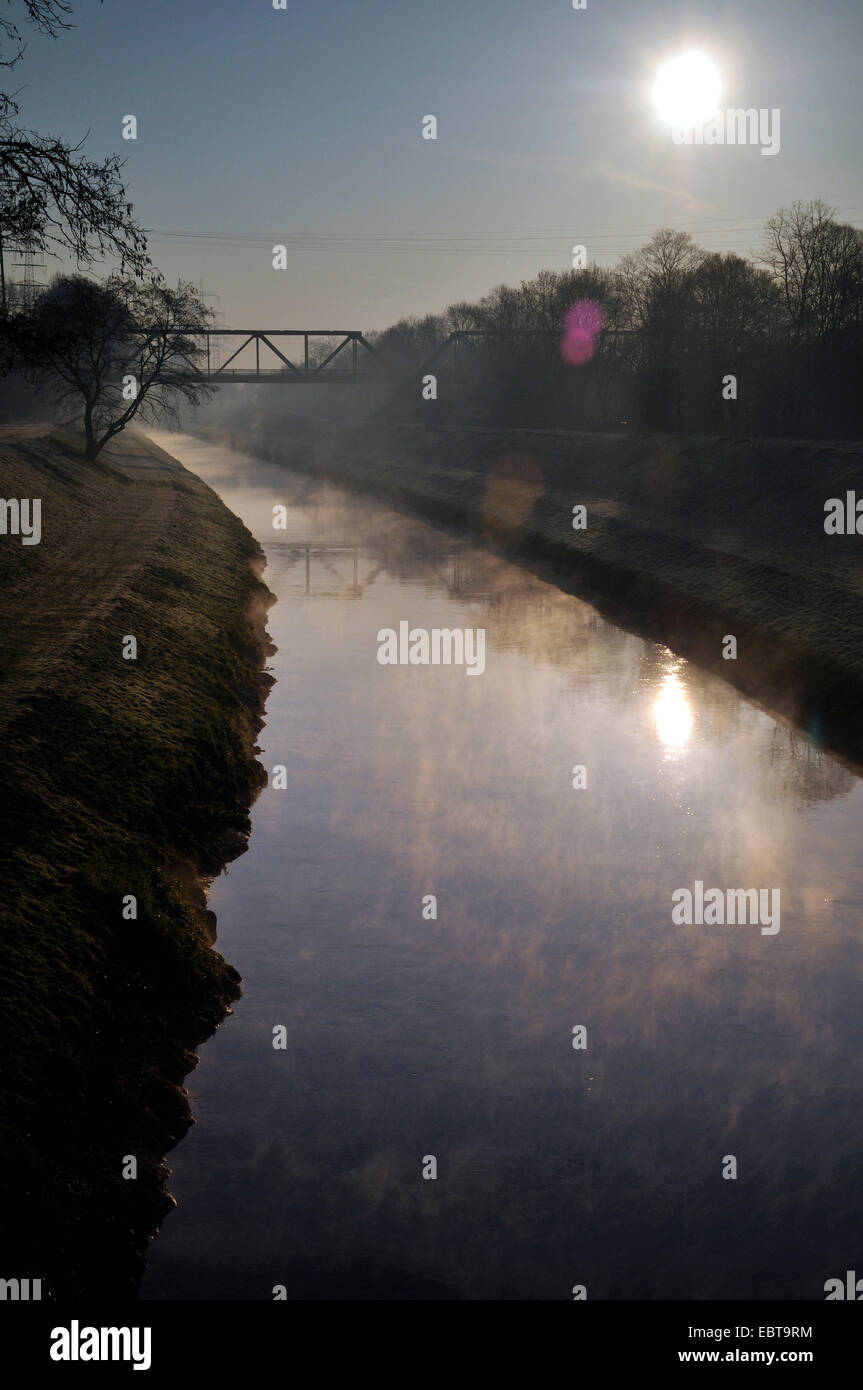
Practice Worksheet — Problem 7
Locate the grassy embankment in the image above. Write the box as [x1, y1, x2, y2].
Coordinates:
[0, 425, 273, 1298]
[211, 419, 863, 767]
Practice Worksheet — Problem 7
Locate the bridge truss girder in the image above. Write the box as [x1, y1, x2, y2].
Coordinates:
[137, 326, 638, 385]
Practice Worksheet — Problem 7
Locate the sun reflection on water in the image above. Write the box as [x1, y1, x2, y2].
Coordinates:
[654, 669, 693, 751]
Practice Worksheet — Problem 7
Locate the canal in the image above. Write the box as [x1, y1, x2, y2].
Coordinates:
[141, 432, 863, 1301]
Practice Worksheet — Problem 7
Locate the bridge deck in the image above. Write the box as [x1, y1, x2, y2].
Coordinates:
[194, 368, 364, 383]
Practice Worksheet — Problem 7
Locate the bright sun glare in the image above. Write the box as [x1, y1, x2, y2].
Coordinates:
[654, 672, 693, 750]
[653, 50, 722, 128]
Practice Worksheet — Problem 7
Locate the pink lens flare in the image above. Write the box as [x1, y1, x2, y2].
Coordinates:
[561, 299, 605, 365]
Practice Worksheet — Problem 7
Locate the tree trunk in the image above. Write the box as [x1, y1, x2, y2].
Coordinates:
[83, 403, 98, 458]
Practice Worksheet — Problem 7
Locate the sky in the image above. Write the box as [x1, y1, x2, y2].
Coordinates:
[13, 0, 863, 331]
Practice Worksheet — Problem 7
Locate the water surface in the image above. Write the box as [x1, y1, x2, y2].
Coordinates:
[141, 433, 863, 1301]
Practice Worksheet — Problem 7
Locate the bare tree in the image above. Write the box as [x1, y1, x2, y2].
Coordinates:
[760, 200, 863, 432]
[762, 200, 863, 337]
[618, 228, 704, 326]
[615, 230, 705, 428]
[18, 273, 215, 457]
[761, 199, 831, 333]
[365, 209, 863, 436]
[0, 107, 150, 276]
[0, 0, 71, 70]
[0, 0, 150, 318]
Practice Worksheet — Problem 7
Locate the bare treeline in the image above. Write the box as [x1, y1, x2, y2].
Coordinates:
[372, 200, 863, 439]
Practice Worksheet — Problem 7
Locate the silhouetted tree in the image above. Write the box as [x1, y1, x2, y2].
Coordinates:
[680, 253, 780, 433]
[0, 106, 149, 283]
[18, 274, 214, 457]
[0, 0, 71, 70]
[365, 206, 863, 438]
[0, 0, 149, 342]
[617, 231, 705, 429]
[761, 200, 863, 433]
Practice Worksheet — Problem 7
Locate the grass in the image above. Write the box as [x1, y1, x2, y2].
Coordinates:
[0, 426, 273, 1298]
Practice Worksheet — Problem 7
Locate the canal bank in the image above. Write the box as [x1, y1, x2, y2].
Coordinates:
[205, 420, 863, 770]
[0, 425, 274, 1297]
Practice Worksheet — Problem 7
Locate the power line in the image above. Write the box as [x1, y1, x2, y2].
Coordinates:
[146, 203, 863, 251]
[143, 207, 863, 259]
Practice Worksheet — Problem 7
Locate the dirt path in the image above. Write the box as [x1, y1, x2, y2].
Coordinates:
[0, 427, 191, 734]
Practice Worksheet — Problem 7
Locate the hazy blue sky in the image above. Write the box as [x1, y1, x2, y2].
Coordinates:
[16, 0, 863, 329]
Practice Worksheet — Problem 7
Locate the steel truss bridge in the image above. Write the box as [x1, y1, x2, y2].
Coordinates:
[141, 327, 637, 385]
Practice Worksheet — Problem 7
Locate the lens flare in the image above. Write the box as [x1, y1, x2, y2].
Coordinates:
[561, 300, 605, 366]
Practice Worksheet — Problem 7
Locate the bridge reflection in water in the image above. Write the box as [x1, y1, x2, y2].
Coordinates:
[269, 541, 498, 601]
[270, 542, 362, 598]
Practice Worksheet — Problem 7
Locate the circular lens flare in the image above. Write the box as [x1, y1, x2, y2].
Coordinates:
[560, 299, 605, 366]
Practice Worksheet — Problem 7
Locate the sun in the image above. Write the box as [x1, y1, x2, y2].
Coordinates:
[653, 50, 722, 128]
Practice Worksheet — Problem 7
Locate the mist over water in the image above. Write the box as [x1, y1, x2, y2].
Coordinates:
[141, 433, 863, 1301]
